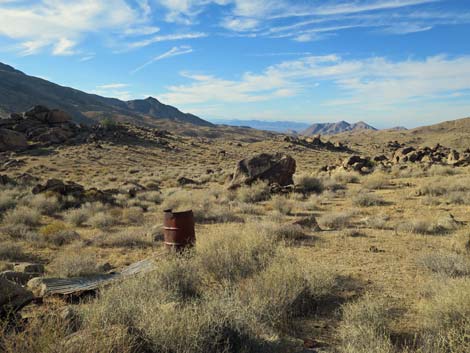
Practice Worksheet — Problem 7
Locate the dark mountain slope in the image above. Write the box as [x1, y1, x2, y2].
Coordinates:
[0, 62, 212, 126]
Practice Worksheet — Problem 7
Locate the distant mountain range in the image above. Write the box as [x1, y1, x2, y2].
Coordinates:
[211, 119, 311, 133]
[301, 121, 377, 135]
[0, 62, 212, 127]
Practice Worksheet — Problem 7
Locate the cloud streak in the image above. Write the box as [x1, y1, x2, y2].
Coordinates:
[132, 45, 193, 73]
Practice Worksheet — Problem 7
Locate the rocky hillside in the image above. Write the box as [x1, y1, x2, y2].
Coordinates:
[301, 120, 377, 135]
[0, 62, 212, 127]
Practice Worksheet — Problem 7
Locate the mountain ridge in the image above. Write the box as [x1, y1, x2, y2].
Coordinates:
[0, 62, 212, 127]
[301, 120, 377, 135]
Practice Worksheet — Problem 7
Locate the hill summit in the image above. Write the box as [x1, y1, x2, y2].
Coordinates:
[301, 120, 377, 135]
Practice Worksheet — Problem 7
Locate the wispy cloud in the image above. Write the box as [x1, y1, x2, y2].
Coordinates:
[132, 45, 193, 73]
[128, 33, 206, 49]
[97, 83, 129, 89]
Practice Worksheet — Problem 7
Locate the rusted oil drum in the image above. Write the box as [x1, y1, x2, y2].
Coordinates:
[163, 209, 195, 251]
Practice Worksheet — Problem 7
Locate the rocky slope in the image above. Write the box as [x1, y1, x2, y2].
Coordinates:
[0, 62, 212, 127]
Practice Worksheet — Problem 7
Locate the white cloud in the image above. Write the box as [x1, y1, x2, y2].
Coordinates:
[160, 54, 470, 123]
[97, 83, 130, 89]
[0, 0, 149, 55]
[132, 45, 193, 73]
[128, 32, 206, 49]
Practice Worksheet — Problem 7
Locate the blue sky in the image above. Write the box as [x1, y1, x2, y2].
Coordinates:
[1, 0, 470, 128]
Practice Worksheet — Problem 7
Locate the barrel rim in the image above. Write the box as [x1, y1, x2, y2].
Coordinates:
[163, 208, 194, 216]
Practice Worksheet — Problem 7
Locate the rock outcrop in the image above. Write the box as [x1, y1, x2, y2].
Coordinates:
[283, 135, 350, 152]
[230, 153, 296, 189]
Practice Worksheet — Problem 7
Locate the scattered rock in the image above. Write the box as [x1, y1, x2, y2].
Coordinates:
[0, 277, 34, 316]
[178, 176, 199, 186]
[229, 153, 296, 189]
[283, 135, 350, 152]
[0, 128, 28, 152]
[0, 271, 41, 285]
[13, 262, 45, 274]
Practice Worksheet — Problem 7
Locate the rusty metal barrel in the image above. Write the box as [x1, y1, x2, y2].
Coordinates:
[163, 209, 195, 251]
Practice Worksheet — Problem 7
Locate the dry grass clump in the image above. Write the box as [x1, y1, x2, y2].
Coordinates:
[397, 215, 459, 236]
[94, 229, 153, 248]
[419, 252, 470, 277]
[195, 224, 276, 283]
[27, 194, 61, 215]
[236, 181, 271, 203]
[259, 222, 306, 242]
[0, 241, 27, 261]
[363, 214, 390, 229]
[363, 172, 390, 190]
[319, 211, 354, 230]
[2, 206, 41, 227]
[239, 253, 336, 331]
[294, 174, 324, 194]
[417, 278, 470, 352]
[416, 178, 470, 197]
[338, 294, 394, 353]
[88, 211, 119, 230]
[38, 221, 80, 246]
[331, 169, 361, 184]
[427, 164, 460, 176]
[352, 192, 387, 207]
[0, 189, 19, 212]
[49, 250, 102, 278]
[269, 195, 293, 215]
[81, 222, 338, 353]
[64, 207, 90, 227]
[121, 207, 144, 224]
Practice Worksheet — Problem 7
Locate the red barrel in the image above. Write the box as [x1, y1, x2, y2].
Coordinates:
[163, 209, 195, 251]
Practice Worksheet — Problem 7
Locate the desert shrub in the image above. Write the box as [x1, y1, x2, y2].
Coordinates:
[363, 173, 390, 190]
[0, 241, 27, 261]
[64, 207, 90, 226]
[419, 252, 470, 277]
[397, 215, 459, 236]
[94, 230, 152, 248]
[195, 223, 277, 283]
[259, 222, 305, 242]
[418, 278, 470, 353]
[298, 194, 321, 211]
[28, 194, 61, 215]
[137, 191, 162, 204]
[363, 214, 390, 229]
[428, 164, 460, 176]
[319, 211, 353, 229]
[49, 251, 102, 277]
[294, 174, 324, 194]
[352, 193, 387, 207]
[342, 229, 367, 238]
[269, 195, 292, 215]
[0, 190, 18, 212]
[338, 295, 394, 353]
[445, 191, 470, 205]
[236, 181, 271, 203]
[330, 169, 361, 184]
[233, 202, 261, 215]
[3, 206, 41, 227]
[239, 253, 336, 330]
[39, 221, 68, 236]
[121, 207, 144, 224]
[193, 203, 242, 224]
[451, 232, 470, 254]
[88, 211, 118, 230]
[416, 178, 470, 197]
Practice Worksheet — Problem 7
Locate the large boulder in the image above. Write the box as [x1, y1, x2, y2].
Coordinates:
[0, 128, 28, 152]
[46, 109, 72, 124]
[0, 277, 34, 316]
[229, 153, 296, 188]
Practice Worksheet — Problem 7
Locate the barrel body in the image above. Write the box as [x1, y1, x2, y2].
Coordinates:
[163, 209, 195, 251]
